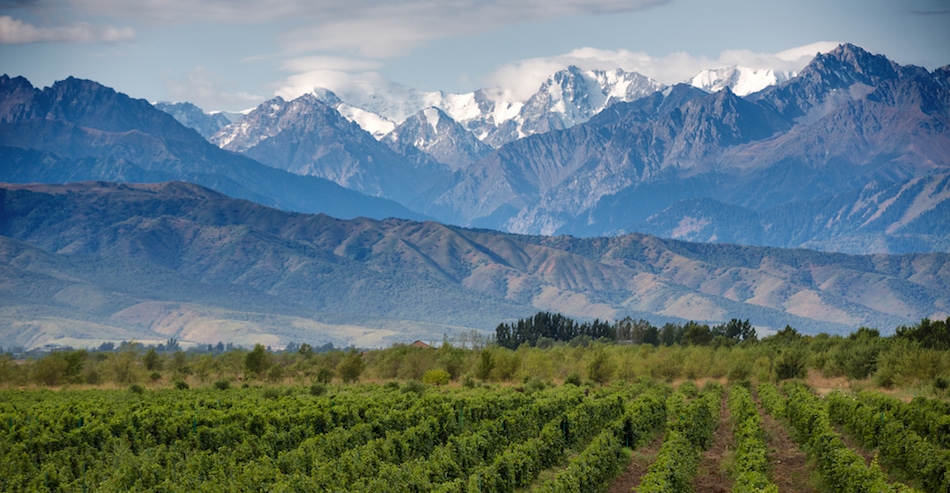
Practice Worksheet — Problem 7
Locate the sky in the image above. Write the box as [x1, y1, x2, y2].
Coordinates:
[2, 0, 949, 111]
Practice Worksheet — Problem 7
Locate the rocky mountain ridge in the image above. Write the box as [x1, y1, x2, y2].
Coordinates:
[2, 181, 947, 349]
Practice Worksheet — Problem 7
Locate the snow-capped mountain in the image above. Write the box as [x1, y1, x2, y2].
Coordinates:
[513, 66, 666, 142]
[687, 66, 795, 96]
[153, 101, 236, 139]
[383, 107, 493, 171]
[298, 66, 665, 148]
[209, 92, 448, 206]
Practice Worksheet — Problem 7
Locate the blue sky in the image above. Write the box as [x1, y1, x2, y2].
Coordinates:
[2, 0, 948, 111]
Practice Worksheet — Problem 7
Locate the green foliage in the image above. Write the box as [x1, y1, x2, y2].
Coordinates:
[337, 350, 366, 383]
[244, 344, 271, 378]
[315, 366, 334, 384]
[895, 317, 950, 350]
[310, 382, 328, 396]
[728, 385, 778, 493]
[774, 346, 808, 380]
[214, 379, 231, 390]
[422, 369, 451, 386]
[143, 347, 162, 371]
[564, 372, 582, 386]
[780, 383, 919, 493]
[827, 391, 950, 492]
[495, 311, 614, 349]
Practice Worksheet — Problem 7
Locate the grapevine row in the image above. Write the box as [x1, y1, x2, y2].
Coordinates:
[637, 382, 723, 493]
[728, 385, 777, 493]
[534, 389, 667, 493]
[765, 382, 920, 493]
[826, 391, 950, 493]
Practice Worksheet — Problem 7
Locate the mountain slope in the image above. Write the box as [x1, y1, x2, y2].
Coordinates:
[383, 107, 493, 171]
[2, 181, 948, 349]
[153, 101, 234, 139]
[211, 93, 447, 205]
[431, 44, 950, 252]
[0, 75, 424, 221]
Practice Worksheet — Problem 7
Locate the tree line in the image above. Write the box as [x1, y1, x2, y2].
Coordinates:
[495, 313, 757, 349]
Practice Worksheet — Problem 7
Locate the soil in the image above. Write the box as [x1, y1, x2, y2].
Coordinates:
[693, 393, 734, 493]
[606, 433, 664, 493]
[757, 401, 819, 493]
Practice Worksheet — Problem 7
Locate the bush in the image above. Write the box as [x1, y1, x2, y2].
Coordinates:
[310, 383, 327, 396]
[174, 379, 189, 390]
[315, 366, 334, 384]
[421, 369, 450, 385]
[565, 372, 582, 386]
[129, 384, 144, 394]
[401, 380, 426, 394]
[337, 351, 365, 383]
[149, 372, 162, 382]
[262, 387, 280, 400]
[214, 379, 231, 390]
[587, 349, 615, 385]
[774, 347, 807, 380]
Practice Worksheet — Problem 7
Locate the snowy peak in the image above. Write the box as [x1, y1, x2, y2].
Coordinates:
[383, 107, 493, 171]
[688, 66, 794, 96]
[210, 93, 358, 151]
[303, 66, 664, 148]
[154, 101, 235, 139]
[513, 65, 666, 142]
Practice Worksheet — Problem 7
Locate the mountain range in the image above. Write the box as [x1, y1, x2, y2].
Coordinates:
[1, 43, 948, 348]
[0, 75, 423, 222]
[2, 181, 947, 349]
[151, 44, 949, 254]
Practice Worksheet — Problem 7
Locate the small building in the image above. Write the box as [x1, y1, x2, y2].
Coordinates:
[410, 340, 433, 349]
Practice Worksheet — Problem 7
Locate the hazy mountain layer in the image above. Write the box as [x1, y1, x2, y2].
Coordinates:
[2, 181, 947, 349]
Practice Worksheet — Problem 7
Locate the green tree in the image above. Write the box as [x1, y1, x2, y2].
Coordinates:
[682, 322, 713, 346]
[337, 350, 365, 383]
[143, 347, 163, 371]
[586, 349, 616, 385]
[244, 344, 271, 378]
[475, 350, 495, 381]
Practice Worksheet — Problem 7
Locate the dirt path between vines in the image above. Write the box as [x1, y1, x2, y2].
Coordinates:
[693, 393, 734, 493]
[606, 433, 664, 493]
[757, 401, 819, 493]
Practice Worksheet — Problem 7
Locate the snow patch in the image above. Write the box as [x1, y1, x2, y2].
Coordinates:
[423, 107, 441, 132]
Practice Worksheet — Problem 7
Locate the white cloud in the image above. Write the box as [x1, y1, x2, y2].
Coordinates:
[279, 56, 382, 73]
[0, 15, 133, 44]
[166, 66, 263, 111]
[484, 42, 843, 100]
[60, 0, 665, 57]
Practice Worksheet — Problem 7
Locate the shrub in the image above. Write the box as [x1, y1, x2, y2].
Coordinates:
[315, 366, 334, 384]
[564, 372, 582, 386]
[310, 383, 327, 396]
[421, 369, 450, 385]
[337, 351, 365, 383]
[214, 379, 231, 390]
[262, 387, 280, 400]
[401, 380, 426, 394]
[129, 384, 144, 394]
[586, 349, 615, 385]
[174, 379, 189, 390]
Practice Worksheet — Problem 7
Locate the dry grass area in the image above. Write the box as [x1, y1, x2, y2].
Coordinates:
[804, 370, 851, 396]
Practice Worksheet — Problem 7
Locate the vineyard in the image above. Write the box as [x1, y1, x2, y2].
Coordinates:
[2, 379, 947, 492]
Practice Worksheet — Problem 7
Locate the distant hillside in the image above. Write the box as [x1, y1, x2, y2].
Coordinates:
[2, 181, 947, 349]
[0, 75, 425, 222]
